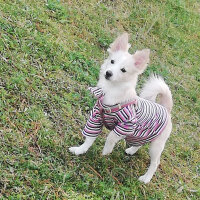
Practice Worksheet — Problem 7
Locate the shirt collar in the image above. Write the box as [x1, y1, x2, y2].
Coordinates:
[89, 87, 137, 113]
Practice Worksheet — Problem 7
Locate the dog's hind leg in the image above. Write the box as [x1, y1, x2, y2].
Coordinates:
[69, 136, 96, 155]
[102, 131, 123, 155]
[138, 119, 172, 184]
[138, 140, 165, 184]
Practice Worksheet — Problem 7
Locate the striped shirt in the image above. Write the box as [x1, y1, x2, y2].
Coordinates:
[82, 87, 168, 146]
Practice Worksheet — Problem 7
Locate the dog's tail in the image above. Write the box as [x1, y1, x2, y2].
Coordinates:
[140, 74, 173, 113]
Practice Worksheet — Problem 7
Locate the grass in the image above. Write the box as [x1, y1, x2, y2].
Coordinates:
[0, 0, 199, 199]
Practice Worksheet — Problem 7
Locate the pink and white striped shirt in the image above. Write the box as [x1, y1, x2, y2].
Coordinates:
[82, 87, 168, 146]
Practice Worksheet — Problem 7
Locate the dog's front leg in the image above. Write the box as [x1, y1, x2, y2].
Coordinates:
[69, 136, 96, 155]
[102, 131, 123, 155]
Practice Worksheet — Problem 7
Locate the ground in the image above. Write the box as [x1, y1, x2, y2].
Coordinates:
[0, 0, 199, 199]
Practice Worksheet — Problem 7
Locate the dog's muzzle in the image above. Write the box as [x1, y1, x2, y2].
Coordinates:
[105, 70, 113, 80]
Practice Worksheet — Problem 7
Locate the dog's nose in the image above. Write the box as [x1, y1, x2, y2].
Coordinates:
[105, 70, 113, 79]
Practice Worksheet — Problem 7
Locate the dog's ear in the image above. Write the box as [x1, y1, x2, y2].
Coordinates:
[133, 49, 150, 72]
[108, 33, 131, 53]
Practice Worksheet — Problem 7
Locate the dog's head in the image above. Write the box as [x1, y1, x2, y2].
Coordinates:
[99, 33, 150, 84]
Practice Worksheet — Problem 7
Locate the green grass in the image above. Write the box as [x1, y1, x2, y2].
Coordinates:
[0, 0, 199, 199]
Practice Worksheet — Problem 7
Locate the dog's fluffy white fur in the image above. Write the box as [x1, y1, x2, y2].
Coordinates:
[69, 33, 173, 184]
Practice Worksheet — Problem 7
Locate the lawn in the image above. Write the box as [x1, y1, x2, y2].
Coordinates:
[0, 0, 199, 199]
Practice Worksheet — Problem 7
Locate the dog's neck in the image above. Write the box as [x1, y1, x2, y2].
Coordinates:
[97, 77, 138, 105]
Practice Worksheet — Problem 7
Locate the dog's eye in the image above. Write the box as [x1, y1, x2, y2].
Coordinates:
[121, 68, 126, 73]
[111, 60, 115, 64]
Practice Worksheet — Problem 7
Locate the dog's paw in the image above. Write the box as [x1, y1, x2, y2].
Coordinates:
[125, 146, 140, 155]
[125, 148, 134, 155]
[102, 147, 112, 156]
[138, 174, 151, 184]
[69, 146, 87, 155]
[125, 147, 136, 155]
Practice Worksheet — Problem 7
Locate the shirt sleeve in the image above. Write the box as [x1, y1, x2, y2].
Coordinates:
[88, 87, 104, 98]
[82, 103, 103, 137]
[113, 106, 136, 137]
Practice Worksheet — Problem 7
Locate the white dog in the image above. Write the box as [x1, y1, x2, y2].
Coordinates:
[69, 33, 173, 184]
